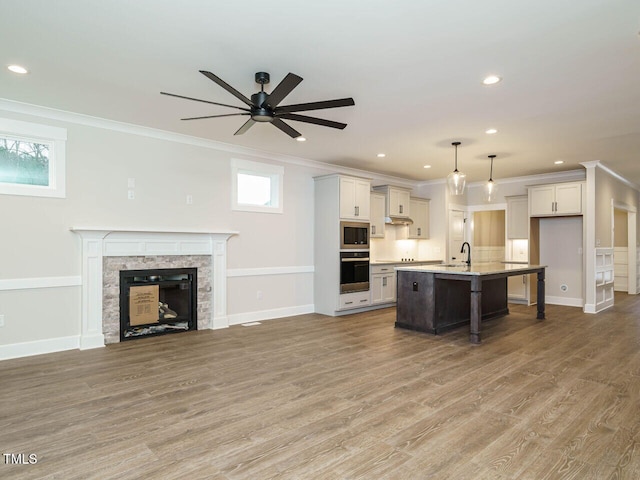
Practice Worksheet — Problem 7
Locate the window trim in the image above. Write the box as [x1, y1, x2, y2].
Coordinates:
[0, 118, 67, 198]
[231, 158, 284, 214]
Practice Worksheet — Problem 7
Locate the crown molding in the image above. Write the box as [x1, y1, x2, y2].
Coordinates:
[0, 98, 418, 188]
[581, 160, 640, 192]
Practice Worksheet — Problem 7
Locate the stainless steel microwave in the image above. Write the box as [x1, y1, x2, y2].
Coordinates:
[340, 221, 369, 249]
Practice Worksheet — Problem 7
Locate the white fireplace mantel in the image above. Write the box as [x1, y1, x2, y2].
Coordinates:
[71, 227, 238, 349]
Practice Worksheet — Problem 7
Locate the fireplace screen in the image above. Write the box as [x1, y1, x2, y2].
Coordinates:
[119, 268, 197, 340]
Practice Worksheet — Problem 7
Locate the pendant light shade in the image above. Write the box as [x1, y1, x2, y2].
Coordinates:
[447, 141, 466, 195]
[484, 154, 498, 202]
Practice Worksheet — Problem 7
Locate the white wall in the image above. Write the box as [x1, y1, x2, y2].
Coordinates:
[0, 107, 321, 355]
[539, 216, 584, 306]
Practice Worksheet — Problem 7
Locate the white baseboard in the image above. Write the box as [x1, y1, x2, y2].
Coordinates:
[227, 304, 315, 326]
[0, 336, 80, 361]
[545, 296, 583, 307]
[79, 334, 106, 350]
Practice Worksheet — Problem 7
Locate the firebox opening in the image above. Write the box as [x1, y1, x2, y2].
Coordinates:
[119, 267, 197, 341]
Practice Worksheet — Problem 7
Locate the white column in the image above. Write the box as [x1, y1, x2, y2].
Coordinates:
[210, 235, 230, 329]
[581, 161, 597, 313]
[77, 230, 109, 349]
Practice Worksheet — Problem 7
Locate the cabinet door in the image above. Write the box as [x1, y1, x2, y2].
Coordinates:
[529, 185, 555, 216]
[507, 196, 528, 238]
[555, 183, 582, 215]
[371, 274, 396, 304]
[408, 199, 429, 239]
[354, 179, 371, 220]
[389, 188, 410, 217]
[383, 273, 397, 303]
[340, 177, 371, 220]
[370, 193, 386, 238]
[339, 177, 357, 219]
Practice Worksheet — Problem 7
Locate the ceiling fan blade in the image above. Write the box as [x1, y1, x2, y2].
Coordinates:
[234, 118, 256, 135]
[160, 92, 250, 111]
[200, 70, 254, 107]
[271, 118, 302, 138]
[277, 113, 347, 130]
[275, 97, 355, 114]
[181, 113, 250, 121]
[262, 73, 303, 109]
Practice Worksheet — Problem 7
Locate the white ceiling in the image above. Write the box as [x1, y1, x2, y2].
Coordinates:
[2, 0, 639, 184]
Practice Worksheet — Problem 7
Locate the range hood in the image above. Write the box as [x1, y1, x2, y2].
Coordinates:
[385, 215, 414, 225]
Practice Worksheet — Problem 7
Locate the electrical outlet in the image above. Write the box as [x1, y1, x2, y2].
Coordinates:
[0, 315, 5, 327]
[256, 290, 263, 300]
[127, 190, 135, 200]
[186, 195, 193, 205]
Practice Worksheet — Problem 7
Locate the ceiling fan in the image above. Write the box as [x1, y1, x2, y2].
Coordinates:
[161, 71, 355, 139]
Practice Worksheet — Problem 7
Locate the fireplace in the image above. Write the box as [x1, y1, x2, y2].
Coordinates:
[120, 268, 197, 341]
[71, 228, 237, 349]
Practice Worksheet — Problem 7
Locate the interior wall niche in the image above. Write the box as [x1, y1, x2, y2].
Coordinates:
[614, 208, 629, 247]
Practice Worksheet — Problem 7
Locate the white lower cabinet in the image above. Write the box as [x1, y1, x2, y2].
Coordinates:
[338, 291, 371, 310]
[371, 273, 396, 304]
[370, 264, 397, 305]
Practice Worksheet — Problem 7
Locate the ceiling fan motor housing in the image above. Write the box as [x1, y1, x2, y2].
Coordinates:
[250, 91, 272, 121]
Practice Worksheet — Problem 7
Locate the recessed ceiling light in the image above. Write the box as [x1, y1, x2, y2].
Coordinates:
[423, 165, 431, 169]
[485, 128, 498, 135]
[7, 64, 28, 74]
[377, 153, 386, 158]
[482, 75, 501, 85]
[554, 160, 564, 165]
[296, 136, 306, 142]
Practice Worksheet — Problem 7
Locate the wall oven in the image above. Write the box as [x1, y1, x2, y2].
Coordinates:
[340, 251, 370, 293]
[340, 221, 369, 249]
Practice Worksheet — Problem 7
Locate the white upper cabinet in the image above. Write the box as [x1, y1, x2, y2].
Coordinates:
[339, 176, 371, 220]
[506, 195, 528, 239]
[370, 192, 386, 238]
[408, 197, 430, 239]
[529, 182, 583, 217]
[389, 188, 411, 217]
[371, 185, 412, 218]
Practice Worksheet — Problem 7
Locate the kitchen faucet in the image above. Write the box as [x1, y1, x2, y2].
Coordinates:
[460, 242, 471, 265]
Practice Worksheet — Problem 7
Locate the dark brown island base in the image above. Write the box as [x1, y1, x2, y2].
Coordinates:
[395, 263, 546, 344]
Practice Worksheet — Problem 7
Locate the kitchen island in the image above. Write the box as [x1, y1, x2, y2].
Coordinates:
[395, 263, 546, 344]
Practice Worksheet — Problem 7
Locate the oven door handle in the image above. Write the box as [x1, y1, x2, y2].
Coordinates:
[340, 257, 370, 262]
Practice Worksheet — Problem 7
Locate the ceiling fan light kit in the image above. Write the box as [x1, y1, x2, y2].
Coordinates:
[161, 70, 355, 139]
[447, 141, 466, 195]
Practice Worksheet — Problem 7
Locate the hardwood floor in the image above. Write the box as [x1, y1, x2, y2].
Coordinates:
[2, 293, 640, 479]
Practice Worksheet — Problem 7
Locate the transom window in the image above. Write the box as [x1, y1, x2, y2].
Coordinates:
[231, 158, 284, 213]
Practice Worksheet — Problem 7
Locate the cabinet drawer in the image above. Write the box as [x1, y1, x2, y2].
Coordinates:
[338, 291, 371, 310]
[371, 264, 396, 275]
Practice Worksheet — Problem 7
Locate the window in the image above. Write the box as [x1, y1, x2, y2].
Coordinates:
[231, 158, 284, 213]
[0, 118, 67, 198]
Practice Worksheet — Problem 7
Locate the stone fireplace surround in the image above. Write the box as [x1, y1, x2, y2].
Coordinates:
[71, 228, 237, 349]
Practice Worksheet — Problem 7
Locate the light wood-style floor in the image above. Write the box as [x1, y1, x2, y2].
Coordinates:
[2, 294, 640, 479]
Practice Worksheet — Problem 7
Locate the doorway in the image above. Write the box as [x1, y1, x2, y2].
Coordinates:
[611, 202, 637, 295]
[448, 209, 466, 263]
[472, 210, 506, 263]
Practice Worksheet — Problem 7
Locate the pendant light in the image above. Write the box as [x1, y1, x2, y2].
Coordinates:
[484, 154, 498, 202]
[447, 141, 466, 195]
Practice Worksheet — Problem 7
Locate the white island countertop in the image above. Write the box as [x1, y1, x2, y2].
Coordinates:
[394, 262, 546, 276]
